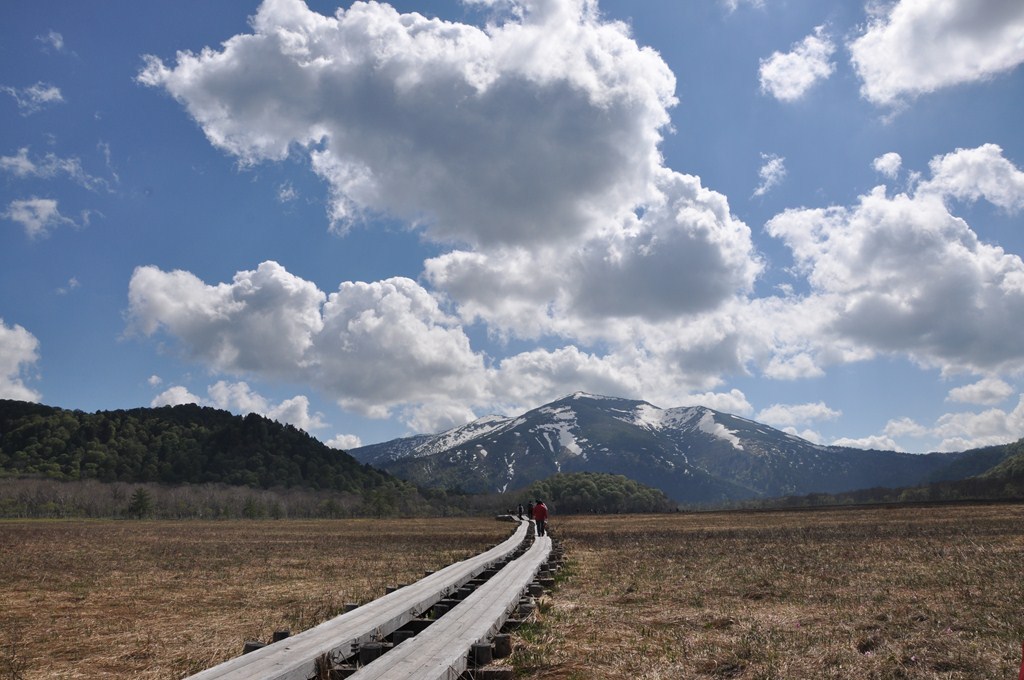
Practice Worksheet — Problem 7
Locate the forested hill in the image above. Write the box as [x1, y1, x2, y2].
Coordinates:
[0, 399, 401, 494]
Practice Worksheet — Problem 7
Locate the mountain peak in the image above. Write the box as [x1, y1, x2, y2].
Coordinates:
[568, 391, 615, 400]
[349, 392, 968, 504]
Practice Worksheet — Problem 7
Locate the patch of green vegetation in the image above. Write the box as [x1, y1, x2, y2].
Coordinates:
[0, 399, 397, 494]
[521, 471, 677, 514]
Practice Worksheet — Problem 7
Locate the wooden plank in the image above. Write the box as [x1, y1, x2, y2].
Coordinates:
[349, 534, 552, 680]
[184, 521, 529, 680]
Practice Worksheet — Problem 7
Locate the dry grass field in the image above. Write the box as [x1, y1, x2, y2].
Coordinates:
[511, 503, 1024, 679]
[2, 505, 1022, 679]
[0, 517, 512, 679]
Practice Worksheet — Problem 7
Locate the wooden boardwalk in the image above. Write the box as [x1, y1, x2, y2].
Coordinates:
[186, 520, 531, 680]
[349, 532, 552, 679]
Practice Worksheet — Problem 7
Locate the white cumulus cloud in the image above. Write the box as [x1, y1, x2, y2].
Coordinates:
[426, 168, 762, 336]
[132, 0, 777, 431]
[756, 401, 841, 428]
[0, 319, 41, 401]
[931, 395, 1024, 451]
[765, 144, 1024, 376]
[946, 377, 1014, 405]
[151, 385, 202, 407]
[128, 260, 488, 431]
[759, 25, 835, 102]
[324, 433, 362, 450]
[850, 398, 1023, 452]
[919, 143, 1024, 212]
[125, 255, 766, 431]
[128, 260, 327, 377]
[832, 434, 901, 451]
[849, 0, 1024, 107]
[132, 1, 1024, 448]
[208, 380, 327, 430]
[884, 417, 929, 438]
[783, 428, 824, 444]
[676, 389, 753, 416]
[873, 152, 902, 179]
[138, 0, 677, 248]
[152, 379, 327, 431]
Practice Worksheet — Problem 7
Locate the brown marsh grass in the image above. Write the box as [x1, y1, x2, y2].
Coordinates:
[4, 506, 1022, 679]
[511, 503, 1024, 679]
[0, 517, 512, 679]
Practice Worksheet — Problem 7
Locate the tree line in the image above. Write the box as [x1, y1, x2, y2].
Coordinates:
[0, 400, 401, 492]
[0, 476, 499, 519]
[0, 399, 457, 517]
[521, 471, 677, 514]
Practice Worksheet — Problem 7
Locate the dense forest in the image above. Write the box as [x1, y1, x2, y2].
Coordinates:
[0, 400, 396, 492]
[0, 399, 448, 517]
[520, 472, 677, 514]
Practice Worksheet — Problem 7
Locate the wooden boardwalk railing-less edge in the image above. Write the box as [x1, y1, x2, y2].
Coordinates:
[349, 532, 552, 679]
[185, 519, 552, 680]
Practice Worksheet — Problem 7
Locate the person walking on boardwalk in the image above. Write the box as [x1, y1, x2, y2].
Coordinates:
[533, 499, 548, 536]
[526, 501, 534, 525]
[517, 503, 524, 520]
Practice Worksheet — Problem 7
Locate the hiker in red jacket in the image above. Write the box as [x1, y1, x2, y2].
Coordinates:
[532, 499, 548, 536]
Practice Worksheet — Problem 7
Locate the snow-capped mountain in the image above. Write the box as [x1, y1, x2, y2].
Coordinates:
[349, 392, 964, 503]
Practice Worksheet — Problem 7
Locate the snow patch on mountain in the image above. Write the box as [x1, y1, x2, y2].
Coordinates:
[534, 405, 584, 456]
[624, 402, 709, 434]
[659, 406, 706, 429]
[698, 411, 743, 450]
[632, 403, 664, 429]
[417, 414, 511, 457]
[504, 451, 516, 491]
[554, 421, 583, 456]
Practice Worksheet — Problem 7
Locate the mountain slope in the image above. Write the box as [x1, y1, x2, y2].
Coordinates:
[351, 392, 981, 503]
[977, 440, 1024, 482]
[0, 399, 404, 494]
[923, 440, 1024, 483]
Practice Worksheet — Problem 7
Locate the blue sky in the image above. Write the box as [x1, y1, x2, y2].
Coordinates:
[2, 0, 1023, 453]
